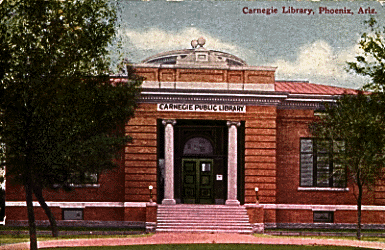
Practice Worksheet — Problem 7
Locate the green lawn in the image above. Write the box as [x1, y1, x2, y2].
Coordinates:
[0, 234, 149, 245]
[0, 226, 145, 232]
[41, 244, 370, 250]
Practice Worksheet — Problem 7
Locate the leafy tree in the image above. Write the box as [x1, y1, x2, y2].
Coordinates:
[347, 18, 385, 92]
[310, 93, 385, 240]
[0, 1, 142, 249]
[0, 165, 4, 222]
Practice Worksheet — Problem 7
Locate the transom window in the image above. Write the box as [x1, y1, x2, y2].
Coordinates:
[183, 137, 213, 156]
[300, 138, 346, 188]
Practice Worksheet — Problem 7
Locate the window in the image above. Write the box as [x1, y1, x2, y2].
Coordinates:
[196, 53, 208, 62]
[68, 172, 98, 185]
[54, 172, 99, 188]
[183, 137, 213, 156]
[63, 209, 83, 220]
[300, 138, 346, 188]
[313, 211, 334, 223]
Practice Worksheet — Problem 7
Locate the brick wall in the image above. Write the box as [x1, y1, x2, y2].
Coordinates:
[275, 109, 385, 207]
[6, 206, 125, 222]
[124, 104, 278, 207]
[6, 161, 125, 202]
[375, 179, 385, 205]
[135, 67, 275, 84]
[125, 113, 158, 203]
[6, 206, 61, 221]
[276, 109, 357, 205]
[244, 106, 277, 204]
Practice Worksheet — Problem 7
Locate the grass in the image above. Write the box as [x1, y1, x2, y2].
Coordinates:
[266, 228, 385, 233]
[0, 226, 146, 245]
[264, 229, 385, 243]
[256, 232, 385, 243]
[0, 234, 150, 245]
[0, 226, 145, 232]
[40, 244, 371, 250]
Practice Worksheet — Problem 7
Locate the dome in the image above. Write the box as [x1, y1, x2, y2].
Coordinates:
[141, 39, 247, 67]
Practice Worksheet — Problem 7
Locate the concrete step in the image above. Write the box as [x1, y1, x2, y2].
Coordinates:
[157, 224, 252, 228]
[156, 205, 253, 234]
[157, 214, 248, 218]
[157, 219, 250, 223]
[157, 212, 249, 215]
[157, 223, 251, 229]
[156, 228, 253, 234]
[157, 211, 247, 215]
[157, 208, 247, 212]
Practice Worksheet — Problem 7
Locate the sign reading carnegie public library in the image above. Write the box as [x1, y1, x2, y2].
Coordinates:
[157, 103, 246, 113]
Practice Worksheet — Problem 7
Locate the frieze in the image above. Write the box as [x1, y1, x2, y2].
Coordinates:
[157, 103, 246, 113]
[139, 89, 338, 110]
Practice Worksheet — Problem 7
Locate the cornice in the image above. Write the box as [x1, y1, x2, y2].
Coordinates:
[140, 89, 286, 106]
[134, 63, 277, 71]
[139, 88, 338, 109]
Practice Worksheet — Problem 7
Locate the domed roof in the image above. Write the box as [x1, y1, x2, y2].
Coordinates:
[141, 38, 247, 67]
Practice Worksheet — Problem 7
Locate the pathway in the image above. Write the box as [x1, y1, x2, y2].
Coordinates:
[1, 233, 385, 250]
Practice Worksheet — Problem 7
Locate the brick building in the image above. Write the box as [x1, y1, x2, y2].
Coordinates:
[5, 38, 385, 232]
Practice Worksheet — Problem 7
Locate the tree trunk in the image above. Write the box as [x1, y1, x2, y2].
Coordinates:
[25, 183, 38, 250]
[33, 185, 59, 237]
[357, 181, 363, 240]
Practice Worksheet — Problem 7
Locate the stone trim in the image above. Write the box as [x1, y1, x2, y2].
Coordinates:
[134, 64, 277, 71]
[265, 223, 385, 230]
[141, 91, 284, 108]
[8, 201, 385, 211]
[5, 202, 147, 208]
[6, 220, 145, 228]
[298, 187, 349, 192]
[142, 90, 286, 99]
[227, 121, 241, 128]
[258, 203, 385, 211]
[251, 223, 264, 234]
[145, 222, 157, 233]
[142, 81, 275, 92]
[140, 89, 337, 109]
[124, 202, 147, 208]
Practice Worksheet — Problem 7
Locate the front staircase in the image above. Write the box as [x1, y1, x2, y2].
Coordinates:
[156, 204, 253, 233]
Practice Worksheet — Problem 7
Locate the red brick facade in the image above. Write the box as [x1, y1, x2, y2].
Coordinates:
[135, 67, 275, 84]
[5, 48, 385, 229]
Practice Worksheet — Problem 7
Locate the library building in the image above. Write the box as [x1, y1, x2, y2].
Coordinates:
[5, 38, 385, 233]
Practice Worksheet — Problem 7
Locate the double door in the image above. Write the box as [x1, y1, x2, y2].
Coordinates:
[182, 159, 213, 204]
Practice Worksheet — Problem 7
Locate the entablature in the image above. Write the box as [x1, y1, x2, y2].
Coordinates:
[139, 88, 337, 110]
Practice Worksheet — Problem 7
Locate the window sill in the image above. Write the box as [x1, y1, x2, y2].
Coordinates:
[53, 184, 100, 188]
[69, 184, 100, 188]
[298, 187, 349, 192]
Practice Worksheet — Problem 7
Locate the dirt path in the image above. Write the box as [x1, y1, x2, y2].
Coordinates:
[1, 233, 385, 250]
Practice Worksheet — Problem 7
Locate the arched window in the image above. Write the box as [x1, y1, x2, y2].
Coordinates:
[183, 137, 213, 156]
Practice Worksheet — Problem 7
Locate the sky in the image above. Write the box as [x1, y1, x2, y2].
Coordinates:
[114, 1, 385, 89]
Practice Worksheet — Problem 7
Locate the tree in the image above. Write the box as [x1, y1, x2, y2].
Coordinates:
[0, 167, 4, 222]
[347, 17, 385, 92]
[0, 1, 142, 249]
[310, 93, 385, 240]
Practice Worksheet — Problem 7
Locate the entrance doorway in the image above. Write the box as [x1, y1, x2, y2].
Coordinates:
[174, 121, 227, 205]
[157, 119, 244, 205]
[182, 159, 214, 204]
